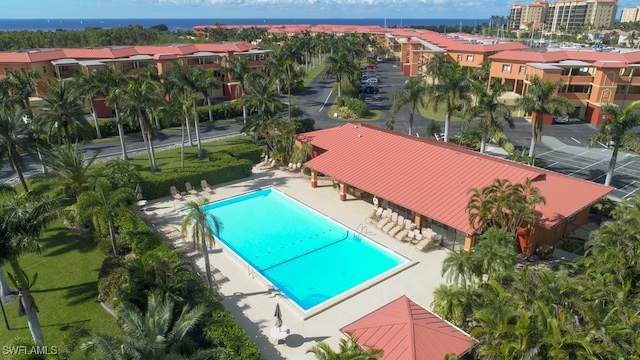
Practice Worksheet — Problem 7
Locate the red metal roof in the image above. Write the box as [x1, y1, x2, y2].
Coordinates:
[300, 124, 613, 234]
[341, 295, 476, 360]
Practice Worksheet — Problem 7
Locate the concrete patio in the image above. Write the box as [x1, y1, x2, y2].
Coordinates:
[138, 166, 450, 360]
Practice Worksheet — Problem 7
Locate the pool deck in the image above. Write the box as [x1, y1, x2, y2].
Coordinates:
[139, 166, 449, 360]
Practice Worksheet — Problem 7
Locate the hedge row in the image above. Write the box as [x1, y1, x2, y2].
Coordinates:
[222, 144, 263, 164]
[140, 157, 253, 200]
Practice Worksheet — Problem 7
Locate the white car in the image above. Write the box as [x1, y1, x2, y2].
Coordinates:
[376, 55, 383, 63]
[363, 78, 378, 85]
[553, 115, 569, 123]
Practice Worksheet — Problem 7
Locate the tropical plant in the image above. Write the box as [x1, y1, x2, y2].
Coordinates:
[82, 291, 218, 360]
[391, 77, 428, 136]
[242, 75, 283, 121]
[465, 81, 513, 153]
[587, 101, 640, 186]
[77, 178, 137, 256]
[516, 76, 573, 157]
[40, 144, 99, 200]
[467, 178, 546, 237]
[323, 50, 358, 97]
[0, 192, 60, 345]
[273, 59, 306, 120]
[122, 67, 163, 172]
[181, 197, 222, 292]
[224, 55, 252, 125]
[73, 70, 104, 138]
[38, 79, 94, 146]
[307, 332, 383, 360]
[424, 62, 473, 142]
[95, 159, 142, 190]
[0, 106, 42, 192]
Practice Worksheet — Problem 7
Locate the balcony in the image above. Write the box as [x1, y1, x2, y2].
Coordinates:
[560, 75, 593, 83]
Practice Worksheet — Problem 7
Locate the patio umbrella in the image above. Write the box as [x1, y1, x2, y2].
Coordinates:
[135, 183, 144, 200]
[274, 303, 283, 329]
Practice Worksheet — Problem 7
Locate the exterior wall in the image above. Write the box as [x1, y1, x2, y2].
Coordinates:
[449, 51, 485, 68]
[621, 6, 640, 22]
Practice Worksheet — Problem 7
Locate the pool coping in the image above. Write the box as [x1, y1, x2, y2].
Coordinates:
[204, 187, 417, 320]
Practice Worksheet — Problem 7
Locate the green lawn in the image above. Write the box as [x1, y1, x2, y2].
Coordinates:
[327, 105, 383, 122]
[418, 106, 465, 122]
[303, 62, 326, 87]
[127, 135, 254, 175]
[0, 221, 121, 349]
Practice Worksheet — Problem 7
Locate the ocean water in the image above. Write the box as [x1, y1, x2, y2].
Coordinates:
[0, 18, 488, 32]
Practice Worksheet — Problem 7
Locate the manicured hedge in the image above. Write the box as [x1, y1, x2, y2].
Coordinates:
[222, 143, 263, 164]
[140, 157, 253, 200]
[196, 102, 243, 122]
[97, 118, 137, 137]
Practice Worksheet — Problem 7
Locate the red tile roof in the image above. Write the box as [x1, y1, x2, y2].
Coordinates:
[300, 124, 612, 234]
[341, 295, 476, 360]
[490, 48, 640, 67]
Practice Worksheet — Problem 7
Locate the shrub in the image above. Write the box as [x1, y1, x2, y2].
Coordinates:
[98, 118, 136, 137]
[337, 106, 357, 119]
[97, 255, 126, 303]
[3, 336, 46, 360]
[335, 96, 345, 107]
[493, 130, 515, 154]
[223, 143, 263, 164]
[295, 118, 315, 133]
[139, 157, 252, 200]
[622, 133, 640, 154]
[342, 97, 368, 117]
[196, 102, 243, 122]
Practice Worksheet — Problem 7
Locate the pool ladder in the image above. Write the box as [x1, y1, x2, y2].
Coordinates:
[354, 223, 368, 241]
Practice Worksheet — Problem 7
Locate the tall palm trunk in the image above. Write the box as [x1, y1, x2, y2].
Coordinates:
[193, 102, 202, 159]
[242, 106, 247, 126]
[89, 99, 102, 139]
[138, 109, 154, 172]
[480, 127, 488, 154]
[0, 267, 11, 296]
[181, 121, 185, 168]
[8, 258, 44, 345]
[154, 115, 161, 130]
[605, 144, 619, 186]
[185, 116, 193, 146]
[529, 119, 538, 158]
[117, 123, 128, 161]
[408, 113, 414, 136]
[10, 155, 29, 193]
[288, 90, 293, 121]
[108, 220, 118, 256]
[201, 238, 214, 291]
[444, 111, 452, 142]
[207, 97, 214, 122]
[146, 128, 158, 171]
[63, 125, 73, 148]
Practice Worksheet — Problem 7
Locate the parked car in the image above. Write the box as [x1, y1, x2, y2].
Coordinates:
[363, 78, 379, 85]
[376, 55, 384, 63]
[363, 64, 378, 70]
[553, 115, 569, 124]
[359, 84, 380, 94]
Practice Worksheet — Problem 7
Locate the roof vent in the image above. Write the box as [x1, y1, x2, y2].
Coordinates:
[358, 134, 362, 138]
[354, 125, 359, 129]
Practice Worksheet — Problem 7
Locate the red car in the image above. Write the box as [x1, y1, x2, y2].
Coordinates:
[364, 64, 378, 69]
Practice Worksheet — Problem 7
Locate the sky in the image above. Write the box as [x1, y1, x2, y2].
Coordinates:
[1, 0, 632, 20]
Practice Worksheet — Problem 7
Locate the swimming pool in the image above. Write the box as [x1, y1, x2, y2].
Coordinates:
[201, 188, 409, 313]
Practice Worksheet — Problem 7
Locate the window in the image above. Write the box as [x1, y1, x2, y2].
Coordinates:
[457, 54, 462, 62]
[42, 66, 47, 74]
[502, 64, 511, 72]
[466, 55, 474, 61]
[519, 65, 525, 73]
[4, 67, 9, 74]
[20, 68, 26, 74]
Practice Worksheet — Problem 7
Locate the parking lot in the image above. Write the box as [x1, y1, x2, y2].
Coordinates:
[504, 120, 639, 200]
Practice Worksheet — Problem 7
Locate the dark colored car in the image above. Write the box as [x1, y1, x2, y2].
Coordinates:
[359, 84, 379, 94]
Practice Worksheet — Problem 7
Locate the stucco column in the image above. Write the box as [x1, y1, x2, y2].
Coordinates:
[339, 182, 347, 201]
[464, 234, 476, 252]
[414, 214, 421, 230]
[311, 170, 318, 188]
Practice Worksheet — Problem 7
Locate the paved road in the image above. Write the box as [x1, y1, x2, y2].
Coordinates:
[2, 63, 638, 201]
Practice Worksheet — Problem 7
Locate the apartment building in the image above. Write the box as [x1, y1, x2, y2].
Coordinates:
[620, 5, 640, 22]
[509, 0, 617, 31]
[488, 47, 640, 126]
[0, 43, 271, 117]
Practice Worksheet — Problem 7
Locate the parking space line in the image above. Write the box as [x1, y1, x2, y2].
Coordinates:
[589, 161, 636, 182]
[623, 188, 639, 200]
[571, 137, 581, 144]
[568, 158, 609, 176]
[617, 180, 636, 192]
[536, 146, 567, 157]
[319, 89, 333, 112]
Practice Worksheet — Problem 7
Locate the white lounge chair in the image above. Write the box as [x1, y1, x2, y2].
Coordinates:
[185, 182, 198, 195]
[388, 224, 402, 237]
[201, 180, 214, 194]
[376, 217, 390, 229]
[395, 228, 409, 241]
[415, 238, 431, 252]
[170, 186, 183, 200]
[382, 221, 396, 233]
[407, 229, 416, 242]
[397, 215, 405, 226]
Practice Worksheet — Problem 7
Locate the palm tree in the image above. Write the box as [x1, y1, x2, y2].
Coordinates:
[181, 197, 222, 292]
[424, 53, 449, 85]
[73, 70, 103, 138]
[274, 59, 306, 121]
[441, 250, 477, 287]
[37, 79, 93, 147]
[5, 70, 40, 116]
[199, 69, 221, 123]
[424, 62, 473, 142]
[41, 144, 98, 200]
[323, 50, 358, 97]
[77, 178, 136, 256]
[123, 68, 163, 172]
[0, 106, 40, 193]
[307, 333, 383, 359]
[587, 101, 640, 186]
[431, 284, 478, 328]
[82, 291, 217, 359]
[224, 55, 252, 125]
[243, 75, 283, 121]
[516, 76, 573, 157]
[465, 81, 513, 153]
[391, 77, 428, 136]
[0, 192, 60, 345]
[105, 86, 129, 161]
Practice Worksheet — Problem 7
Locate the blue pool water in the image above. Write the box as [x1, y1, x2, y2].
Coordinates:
[201, 188, 408, 311]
